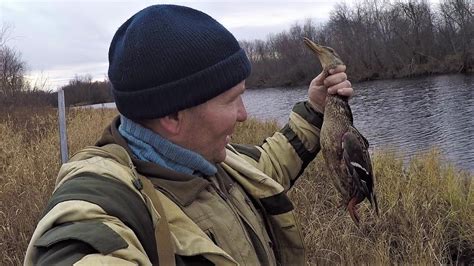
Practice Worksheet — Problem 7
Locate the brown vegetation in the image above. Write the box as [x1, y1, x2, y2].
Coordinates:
[1, 108, 472, 264]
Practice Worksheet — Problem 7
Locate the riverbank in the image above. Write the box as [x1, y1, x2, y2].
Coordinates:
[246, 69, 474, 90]
[1, 108, 472, 264]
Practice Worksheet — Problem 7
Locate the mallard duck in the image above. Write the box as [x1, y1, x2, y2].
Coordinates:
[303, 37, 379, 225]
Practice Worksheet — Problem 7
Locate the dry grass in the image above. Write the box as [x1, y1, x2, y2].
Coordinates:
[1, 108, 472, 264]
[0, 107, 117, 265]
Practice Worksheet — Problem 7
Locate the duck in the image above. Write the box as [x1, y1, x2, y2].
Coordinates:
[303, 37, 379, 225]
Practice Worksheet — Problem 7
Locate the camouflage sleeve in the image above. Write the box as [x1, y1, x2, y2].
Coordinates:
[24, 175, 156, 265]
[232, 101, 323, 191]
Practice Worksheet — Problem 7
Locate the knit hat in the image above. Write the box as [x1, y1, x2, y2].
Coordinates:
[108, 5, 251, 119]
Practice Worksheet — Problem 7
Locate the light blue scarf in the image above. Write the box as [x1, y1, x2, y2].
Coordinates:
[118, 115, 217, 176]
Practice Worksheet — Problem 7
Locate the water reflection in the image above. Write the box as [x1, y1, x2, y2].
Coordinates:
[242, 74, 473, 172]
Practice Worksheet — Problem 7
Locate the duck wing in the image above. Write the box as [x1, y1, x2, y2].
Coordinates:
[342, 126, 378, 215]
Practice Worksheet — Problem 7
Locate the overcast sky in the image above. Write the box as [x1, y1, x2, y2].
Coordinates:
[1, 0, 441, 91]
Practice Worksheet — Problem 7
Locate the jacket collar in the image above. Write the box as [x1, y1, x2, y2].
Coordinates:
[95, 116, 211, 207]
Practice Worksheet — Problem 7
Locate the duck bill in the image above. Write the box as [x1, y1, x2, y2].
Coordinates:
[303, 37, 324, 55]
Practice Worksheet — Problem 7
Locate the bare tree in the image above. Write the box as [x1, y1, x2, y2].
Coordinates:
[0, 25, 27, 95]
[438, 0, 473, 72]
[0, 46, 27, 95]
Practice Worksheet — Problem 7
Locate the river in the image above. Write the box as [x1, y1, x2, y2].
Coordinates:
[89, 74, 473, 172]
[243, 74, 473, 172]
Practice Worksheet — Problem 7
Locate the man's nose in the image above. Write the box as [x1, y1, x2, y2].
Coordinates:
[237, 98, 247, 122]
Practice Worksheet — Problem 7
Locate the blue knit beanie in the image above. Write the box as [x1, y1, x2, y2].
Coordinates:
[108, 5, 251, 119]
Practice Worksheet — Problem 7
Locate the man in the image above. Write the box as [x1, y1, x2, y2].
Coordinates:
[25, 4, 352, 265]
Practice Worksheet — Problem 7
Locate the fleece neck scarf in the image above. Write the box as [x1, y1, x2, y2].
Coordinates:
[118, 115, 217, 176]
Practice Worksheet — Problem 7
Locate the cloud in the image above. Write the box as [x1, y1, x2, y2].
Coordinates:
[26, 61, 109, 91]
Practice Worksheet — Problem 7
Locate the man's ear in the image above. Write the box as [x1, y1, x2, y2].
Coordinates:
[157, 112, 182, 136]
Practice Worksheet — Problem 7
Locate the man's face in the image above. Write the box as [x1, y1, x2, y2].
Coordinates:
[180, 81, 247, 163]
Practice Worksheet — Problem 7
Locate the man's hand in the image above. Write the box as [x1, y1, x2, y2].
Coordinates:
[308, 65, 353, 113]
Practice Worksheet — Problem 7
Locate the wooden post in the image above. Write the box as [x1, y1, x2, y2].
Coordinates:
[58, 89, 69, 164]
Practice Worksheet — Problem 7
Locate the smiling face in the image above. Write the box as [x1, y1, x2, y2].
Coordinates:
[178, 81, 248, 163]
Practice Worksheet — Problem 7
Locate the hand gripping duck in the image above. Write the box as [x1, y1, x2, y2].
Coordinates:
[304, 37, 379, 225]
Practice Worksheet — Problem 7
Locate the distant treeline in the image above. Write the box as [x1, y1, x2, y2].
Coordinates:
[58, 75, 113, 107]
[241, 0, 473, 87]
[0, 74, 113, 109]
[0, 0, 472, 108]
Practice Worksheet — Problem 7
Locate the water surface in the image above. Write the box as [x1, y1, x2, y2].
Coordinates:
[242, 74, 473, 172]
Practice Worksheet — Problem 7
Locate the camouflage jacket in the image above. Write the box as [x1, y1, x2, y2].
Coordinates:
[24, 101, 323, 265]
